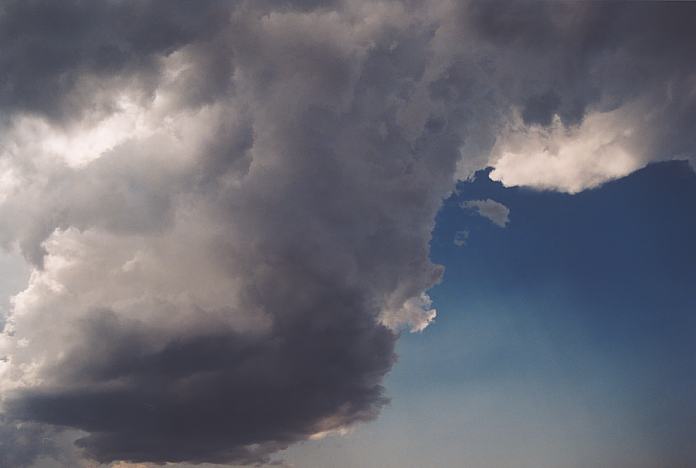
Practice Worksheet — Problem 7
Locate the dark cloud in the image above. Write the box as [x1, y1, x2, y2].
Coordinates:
[0, 418, 60, 468]
[0, 0, 230, 121]
[8, 301, 395, 464]
[521, 91, 560, 127]
[1, 2, 449, 465]
[463, 0, 696, 129]
[0, 1, 695, 467]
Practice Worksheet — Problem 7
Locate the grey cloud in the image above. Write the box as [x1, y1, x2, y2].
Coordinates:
[0, 418, 60, 468]
[463, 1, 696, 135]
[1, 2, 451, 465]
[8, 304, 394, 465]
[461, 199, 510, 228]
[521, 91, 561, 127]
[0, 1, 695, 467]
[0, 0, 231, 122]
[453, 230, 468, 247]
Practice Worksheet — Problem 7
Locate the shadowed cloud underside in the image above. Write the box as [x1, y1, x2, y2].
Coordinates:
[0, 1, 694, 466]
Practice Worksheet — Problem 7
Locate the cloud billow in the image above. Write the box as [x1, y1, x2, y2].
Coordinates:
[0, 0, 694, 466]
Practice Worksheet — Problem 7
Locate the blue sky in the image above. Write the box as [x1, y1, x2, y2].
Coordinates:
[285, 161, 696, 468]
[1, 3, 696, 466]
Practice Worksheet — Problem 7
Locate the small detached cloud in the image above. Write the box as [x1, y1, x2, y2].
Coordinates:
[0, 1, 694, 466]
[461, 199, 510, 228]
[454, 230, 469, 247]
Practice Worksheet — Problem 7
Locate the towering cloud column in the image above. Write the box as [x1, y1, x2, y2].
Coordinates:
[0, 1, 694, 465]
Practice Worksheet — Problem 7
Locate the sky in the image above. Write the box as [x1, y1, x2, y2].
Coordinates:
[279, 160, 696, 468]
[0, 1, 694, 467]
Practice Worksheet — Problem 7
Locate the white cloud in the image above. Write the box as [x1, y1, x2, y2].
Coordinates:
[0, 1, 693, 465]
[380, 293, 437, 333]
[488, 107, 646, 194]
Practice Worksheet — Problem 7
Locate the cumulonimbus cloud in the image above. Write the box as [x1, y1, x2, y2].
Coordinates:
[0, 1, 694, 466]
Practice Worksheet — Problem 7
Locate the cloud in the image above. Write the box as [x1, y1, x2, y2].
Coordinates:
[0, 1, 448, 465]
[454, 230, 469, 247]
[487, 108, 645, 193]
[461, 199, 510, 228]
[0, 418, 56, 468]
[455, 1, 696, 186]
[0, 417, 84, 468]
[0, 1, 693, 466]
[0, 0, 230, 121]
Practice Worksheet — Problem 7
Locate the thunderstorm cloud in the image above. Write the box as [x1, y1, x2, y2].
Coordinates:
[0, 1, 693, 466]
